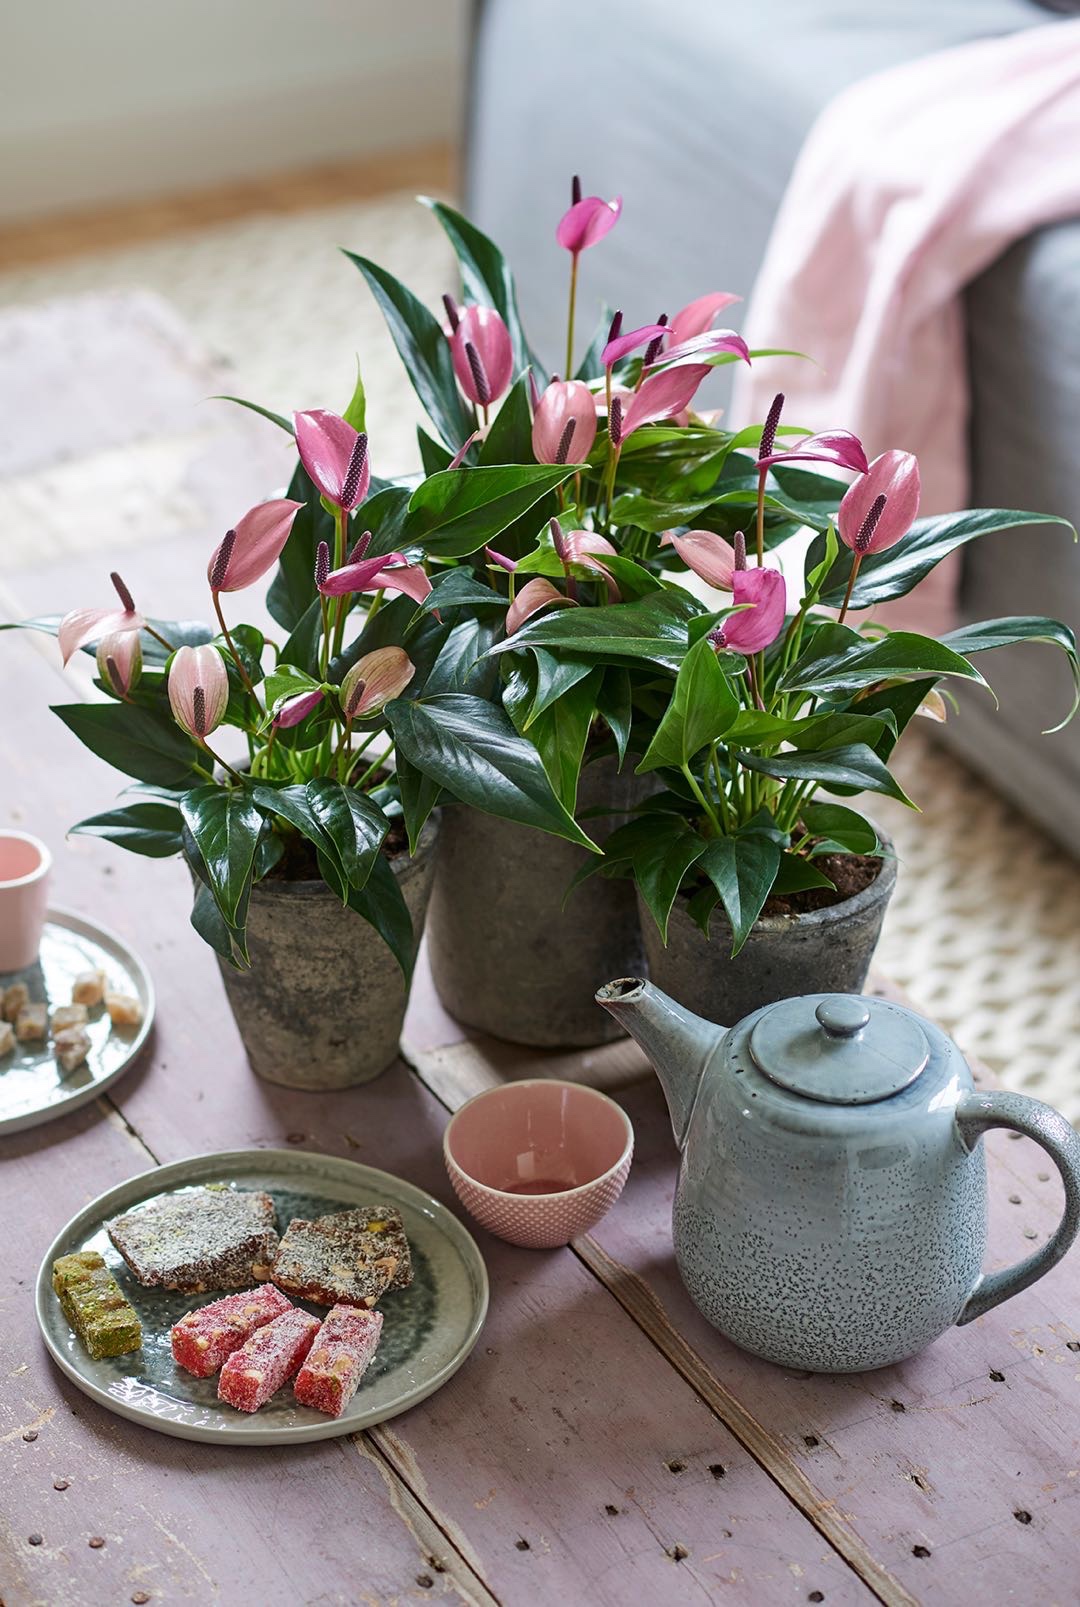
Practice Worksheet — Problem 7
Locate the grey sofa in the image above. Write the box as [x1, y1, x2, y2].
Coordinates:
[465, 0, 1080, 850]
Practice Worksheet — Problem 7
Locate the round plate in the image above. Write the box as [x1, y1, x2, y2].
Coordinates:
[36, 1149, 489, 1444]
[0, 906, 154, 1135]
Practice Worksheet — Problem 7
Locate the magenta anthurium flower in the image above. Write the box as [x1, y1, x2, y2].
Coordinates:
[668, 292, 741, 348]
[273, 688, 325, 729]
[450, 306, 513, 407]
[660, 530, 737, 591]
[532, 380, 597, 465]
[620, 365, 712, 439]
[551, 519, 620, 601]
[838, 450, 921, 553]
[485, 546, 517, 573]
[58, 572, 144, 666]
[708, 569, 786, 656]
[646, 329, 751, 371]
[601, 322, 670, 369]
[294, 410, 370, 511]
[556, 189, 622, 254]
[340, 647, 416, 718]
[319, 549, 432, 609]
[506, 577, 577, 635]
[168, 644, 229, 739]
[207, 499, 304, 592]
[757, 429, 869, 475]
[96, 630, 142, 696]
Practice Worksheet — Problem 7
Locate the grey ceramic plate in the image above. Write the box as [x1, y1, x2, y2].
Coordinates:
[0, 907, 154, 1134]
[36, 1149, 489, 1444]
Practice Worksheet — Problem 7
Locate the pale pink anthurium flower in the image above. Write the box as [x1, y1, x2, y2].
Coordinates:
[294, 410, 371, 511]
[58, 571, 144, 666]
[207, 500, 304, 592]
[668, 291, 742, 348]
[506, 578, 577, 635]
[168, 644, 229, 739]
[660, 530, 737, 591]
[450, 306, 513, 407]
[340, 647, 416, 719]
[838, 450, 921, 553]
[532, 381, 597, 465]
[96, 630, 142, 697]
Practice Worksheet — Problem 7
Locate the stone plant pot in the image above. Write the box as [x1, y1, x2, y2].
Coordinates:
[426, 759, 650, 1048]
[215, 817, 439, 1090]
[640, 835, 897, 1029]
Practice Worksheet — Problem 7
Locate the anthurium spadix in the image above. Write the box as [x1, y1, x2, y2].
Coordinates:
[96, 630, 142, 697]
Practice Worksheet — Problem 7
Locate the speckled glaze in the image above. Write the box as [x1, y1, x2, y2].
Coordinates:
[640, 834, 897, 1028]
[426, 758, 651, 1048]
[597, 979, 1080, 1373]
[215, 818, 439, 1090]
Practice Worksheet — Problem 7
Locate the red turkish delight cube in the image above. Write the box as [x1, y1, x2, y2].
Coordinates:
[217, 1308, 320, 1412]
[294, 1304, 384, 1417]
[171, 1284, 294, 1378]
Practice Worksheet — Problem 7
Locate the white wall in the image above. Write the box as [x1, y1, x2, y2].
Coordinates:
[2, 0, 469, 221]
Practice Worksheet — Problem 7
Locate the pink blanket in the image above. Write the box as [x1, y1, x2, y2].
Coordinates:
[731, 20, 1080, 632]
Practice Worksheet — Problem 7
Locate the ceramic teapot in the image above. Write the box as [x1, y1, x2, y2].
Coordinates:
[597, 979, 1080, 1372]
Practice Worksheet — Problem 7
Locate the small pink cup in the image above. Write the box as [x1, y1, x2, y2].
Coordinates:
[444, 1079, 634, 1249]
[0, 831, 52, 972]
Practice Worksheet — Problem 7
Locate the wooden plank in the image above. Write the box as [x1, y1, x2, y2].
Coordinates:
[1, 606, 878, 1602]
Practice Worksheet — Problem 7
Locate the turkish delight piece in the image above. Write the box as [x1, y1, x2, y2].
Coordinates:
[171, 1283, 294, 1378]
[72, 969, 106, 1006]
[105, 991, 143, 1028]
[217, 1308, 319, 1412]
[54, 1025, 91, 1074]
[294, 1304, 383, 1416]
[108, 1186, 279, 1293]
[3, 983, 29, 1022]
[52, 1250, 142, 1359]
[52, 1003, 88, 1033]
[0, 1021, 14, 1054]
[15, 1004, 47, 1042]
[269, 1205, 410, 1307]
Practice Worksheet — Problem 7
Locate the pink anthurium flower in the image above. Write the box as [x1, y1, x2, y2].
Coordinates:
[551, 519, 620, 601]
[506, 577, 577, 635]
[319, 550, 432, 609]
[450, 306, 513, 407]
[340, 647, 416, 718]
[601, 322, 670, 369]
[668, 292, 742, 348]
[168, 644, 229, 739]
[58, 572, 144, 666]
[708, 568, 786, 656]
[273, 688, 325, 729]
[207, 499, 304, 592]
[294, 410, 370, 511]
[96, 630, 142, 697]
[757, 428, 869, 475]
[660, 530, 737, 591]
[620, 365, 712, 439]
[647, 328, 751, 372]
[556, 186, 622, 254]
[532, 380, 597, 465]
[838, 449, 921, 554]
[485, 546, 517, 573]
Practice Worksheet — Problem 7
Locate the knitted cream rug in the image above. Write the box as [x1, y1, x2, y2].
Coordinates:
[1, 192, 1077, 1115]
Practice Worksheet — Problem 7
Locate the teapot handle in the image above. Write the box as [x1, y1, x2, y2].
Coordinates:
[955, 1090, 1080, 1326]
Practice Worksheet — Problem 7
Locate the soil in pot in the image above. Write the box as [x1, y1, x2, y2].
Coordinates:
[425, 756, 652, 1049]
[214, 814, 438, 1091]
[641, 838, 897, 1031]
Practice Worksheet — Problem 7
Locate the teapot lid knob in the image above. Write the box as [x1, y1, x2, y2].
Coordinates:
[815, 998, 871, 1039]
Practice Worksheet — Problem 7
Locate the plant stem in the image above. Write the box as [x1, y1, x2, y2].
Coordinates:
[355, 741, 392, 793]
[197, 737, 245, 785]
[212, 592, 258, 699]
[837, 552, 863, 625]
[143, 623, 177, 655]
[565, 252, 579, 379]
[755, 465, 767, 566]
[681, 762, 722, 837]
[710, 744, 733, 832]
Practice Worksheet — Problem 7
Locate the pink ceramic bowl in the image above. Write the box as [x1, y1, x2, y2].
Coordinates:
[0, 831, 51, 972]
[443, 1079, 634, 1249]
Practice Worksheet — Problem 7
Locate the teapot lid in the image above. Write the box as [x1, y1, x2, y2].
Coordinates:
[748, 994, 930, 1105]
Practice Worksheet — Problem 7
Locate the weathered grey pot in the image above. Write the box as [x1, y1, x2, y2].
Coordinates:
[640, 836, 897, 1030]
[426, 759, 650, 1048]
[215, 817, 439, 1090]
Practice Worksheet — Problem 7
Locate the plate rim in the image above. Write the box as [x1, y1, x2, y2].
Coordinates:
[0, 904, 156, 1136]
[35, 1146, 490, 1445]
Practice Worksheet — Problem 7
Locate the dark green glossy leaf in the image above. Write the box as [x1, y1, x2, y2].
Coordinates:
[346, 251, 475, 450]
[395, 753, 443, 854]
[524, 650, 597, 724]
[507, 664, 600, 811]
[778, 624, 987, 697]
[771, 851, 837, 895]
[490, 589, 697, 669]
[697, 833, 782, 954]
[419, 568, 507, 614]
[267, 459, 334, 631]
[404, 464, 575, 558]
[574, 303, 617, 383]
[212, 395, 294, 434]
[70, 801, 184, 858]
[279, 599, 323, 680]
[191, 877, 244, 965]
[251, 782, 338, 877]
[179, 786, 262, 928]
[599, 816, 709, 941]
[638, 635, 739, 772]
[851, 678, 939, 760]
[263, 663, 321, 720]
[341, 851, 417, 980]
[422, 198, 540, 380]
[305, 778, 387, 891]
[939, 615, 1080, 731]
[810, 510, 1075, 611]
[597, 666, 632, 766]
[478, 374, 534, 466]
[385, 692, 599, 850]
[418, 426, 454, 474]
[739, 743, 914, 805]
[51, 701, 203, 788]
[800, 802, 881, 855]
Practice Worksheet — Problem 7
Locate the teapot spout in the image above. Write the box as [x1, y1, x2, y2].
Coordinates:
[596, 978, 726, 1150]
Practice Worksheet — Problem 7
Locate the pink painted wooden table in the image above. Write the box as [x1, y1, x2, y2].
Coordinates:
[3, 552, 1080, 1607]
